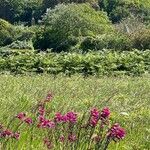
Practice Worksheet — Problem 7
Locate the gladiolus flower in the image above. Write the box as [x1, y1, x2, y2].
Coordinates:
[100, 107, 110, 120]
[16, 112, 26, 121]
[44, 92, 53, 102]
[1, 129, 12, 137]
[66, 111, 77, 124]
[68, 134, 77, 142]
[38, 106, 45, 116]
[59, 135, 65, 143]
[44, 138, 53, 149]
[24, 118, 33, 125]
[12, 132, 20, 140]
[89, 108, 99, 127]
[107, 123, 126, 141]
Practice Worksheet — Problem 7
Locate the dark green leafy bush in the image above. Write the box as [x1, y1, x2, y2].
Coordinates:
[80, 33, 132, 51]
[6, 40, 34, 50]
[0, 19, 13, 46]
[13, 25, 35, 41]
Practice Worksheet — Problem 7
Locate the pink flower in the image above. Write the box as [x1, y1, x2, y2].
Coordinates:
[12, 132, 20, 140]
[24, 118, 33, 125]
[90, 117, 99, 127]
[100, 107, 110, 120]
[44, 138, 53, 149]
[38, 106, 45, 116]
[54, 112, 65, 123]
[46, 121, 55, 128]
[89, 108, 99, 127]
[38, 118, 55, 129]
[44, 92, 53, 102]
[107, 123, 126, 141]
[1, 129, 12, 137]
[68, 134, 77, 142]
[16, 112, 26, 121]
[59, 135, 65, 143]
[91, 108, 99, 119]
[66, 111, 77, 124]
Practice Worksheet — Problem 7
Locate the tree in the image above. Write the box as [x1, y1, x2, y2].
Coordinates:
[34, 3, 113, 50]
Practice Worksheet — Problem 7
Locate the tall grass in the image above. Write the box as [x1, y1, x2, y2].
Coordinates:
[0, 74, 150, 149]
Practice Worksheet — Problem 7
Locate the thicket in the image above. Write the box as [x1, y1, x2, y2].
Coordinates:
[34, 4, 113, 51]
[0, 49, 149, 76]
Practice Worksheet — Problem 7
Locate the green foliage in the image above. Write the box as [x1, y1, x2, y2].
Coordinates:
[132, 29, 150, 50]
[37, 3, 113, 51]
[5, 40, 34, 50]
[99, 0, 150, 23]
[13, 25, 35, 41]
[0, 19, 13, 46]
[80, 33, 132, 51]
[0, 49, 149, 76]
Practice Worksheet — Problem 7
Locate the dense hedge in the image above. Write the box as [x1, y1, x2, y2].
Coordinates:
[0, 49, 149, 76]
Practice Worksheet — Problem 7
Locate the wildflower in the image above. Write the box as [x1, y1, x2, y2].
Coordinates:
[24, 118, 33, 125]
[59, 135, 65, 143]
[12, 132, 20, 140]
[66, 111, 77, 124]
[91, 108, 99, 120]
[89, 108, 99, 127]
[44, 92, 53, 102]
[1, 129, 12, 137]
[44, 138, 53, 149]
[38, 106, 45, 116]
[90, 117, 99, 127]
[100, 107, 110, 120]
[68, 134, 77, 142]
[54, 112, 65, 123]
[38, 119, 55, 129]
[46, 120, 55, 128]
[16, 112, 26, 121]
[107, 123, 126, 141]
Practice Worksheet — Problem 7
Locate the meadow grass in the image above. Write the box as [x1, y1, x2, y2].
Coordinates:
[0, 74, 150, 150]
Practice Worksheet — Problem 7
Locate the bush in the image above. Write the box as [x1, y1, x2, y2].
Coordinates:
[13, 25, 35, 41]
[6, 40, 34, 50]
[34, 3, 113, 51]
[132, 29, 150, 50]
[0, 50, 149, 76]
[0, 19, 13, 46]
[80, 33, 132, 51]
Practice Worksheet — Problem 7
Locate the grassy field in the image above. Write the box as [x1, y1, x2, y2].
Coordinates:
[0, 74, 150, 150]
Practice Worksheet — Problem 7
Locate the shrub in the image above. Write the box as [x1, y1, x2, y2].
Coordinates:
[80, 33, 132, 51]
[13, 25, 35, 41]
[0, 19, 13, 46]
[6, 40, 34, 50]
[132, 29, 150, 50]
[35, 3, 113, 51]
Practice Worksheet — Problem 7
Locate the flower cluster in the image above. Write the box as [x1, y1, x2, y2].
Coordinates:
[54, 111, 77, 124]
[0, 92, 126, 150]
[16, 112, 33, 125]
[89, 108, 100, 127]
[0, 127, 20, 140]
[107, 123, 126, 141]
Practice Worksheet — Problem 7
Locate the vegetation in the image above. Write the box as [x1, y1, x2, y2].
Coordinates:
[0, 75, 149, 149]
[0, 49, 149, 76]
[0, 0, 150, 149]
